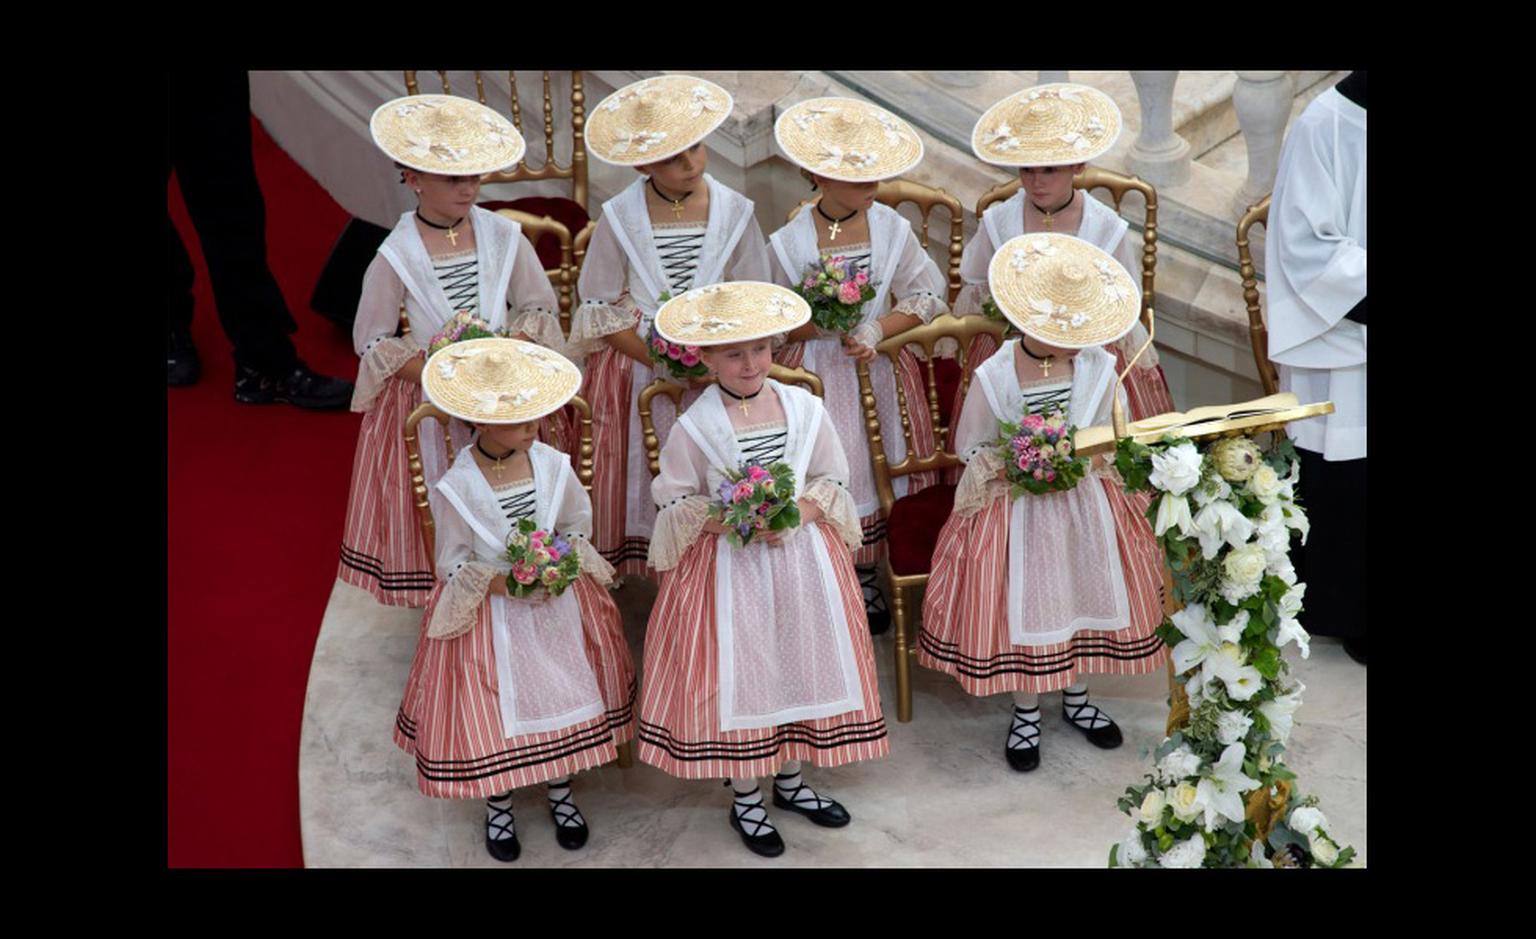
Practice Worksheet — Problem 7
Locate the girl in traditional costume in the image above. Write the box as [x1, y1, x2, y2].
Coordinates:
[637, 282, 889, 858]
[340, 95, 566, 607]
[954, 83, 1175, 425]
[918, 233, 1168, 772]
[767, 97, 950, 630]
[570, 75, 770, 578]
[394, 337, 636, 862]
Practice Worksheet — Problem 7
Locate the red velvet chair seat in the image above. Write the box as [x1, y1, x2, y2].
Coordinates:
[885, 482, 957, 576]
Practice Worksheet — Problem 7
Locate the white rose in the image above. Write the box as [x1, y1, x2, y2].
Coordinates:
[1248, 463, 1282, 503]
[1215, 708, 1254, 746]
[1166, 782, 1202, 822]
[1310, 835, 1340, 866]
[1157, 834, 1207, 869]
[1277, 583, 1306, 619]
[1138, 789, 1166, 825]
[1255, 504, 1290, 556]
[1148, 442, 1204, 496]
[1157, 744, 1203, 781]
[1220, 544, 1267, 603]
[1118, 830, 1150, 867]
[1288, 806, 1330, 838]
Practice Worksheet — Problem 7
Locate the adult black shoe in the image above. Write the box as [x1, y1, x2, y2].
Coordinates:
[728, 807, 786, 858]
[234, 360, 353, 410]
[1342, 637, 1367, 666]
[168, 331, 201, 386]
[771, 780, 852, 828]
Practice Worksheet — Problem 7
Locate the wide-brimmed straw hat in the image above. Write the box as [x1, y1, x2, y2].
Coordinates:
[971, 83, 1122, 168]
[586, 75, 734, 167]
[775, 97, 924, 182]
[423, 338, 581, 424]
[652, 282, 811, 346]
[371, 94, 526, 176]
[987, 233, 1140, 348]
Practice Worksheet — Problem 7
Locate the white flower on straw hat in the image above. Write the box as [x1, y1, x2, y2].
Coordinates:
[794, 105, 840, 131]
[689, 85, 722, 117]
[475, 389, 538, 412]
[612, 128, 669, 155]
[986, 123, 1022, 152]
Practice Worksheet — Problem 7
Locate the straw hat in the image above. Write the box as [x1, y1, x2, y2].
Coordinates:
[423, 338, 581, 424]
[971, 83, 1122, 167]
[652, 282, 811, 346]
[371, 94, 526, 176]
[775, 97, 924, 182]
[586, 75, 734, 166]
[987, 233, 1140, 349]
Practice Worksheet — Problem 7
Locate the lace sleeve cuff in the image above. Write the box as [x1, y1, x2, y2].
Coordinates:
[953, 447, 1007, 518]
[648, 495, 714, 571]
[426, 561, 498, 640]
[507, 306, 565, 351]
[351, 337, 420, 412]
[571, 534, 617, 587]
[569, 299, 637, 346]
[803, 478, 862, 551]
[890, 291, 949, 324]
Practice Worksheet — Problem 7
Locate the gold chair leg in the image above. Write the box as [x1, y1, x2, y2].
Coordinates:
[616, 740, 634, 768]
[892, 583, 913, 723]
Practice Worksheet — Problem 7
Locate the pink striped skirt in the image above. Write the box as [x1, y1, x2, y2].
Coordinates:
[338, 378, 436, 607]
[636, 523, 891, 779]
[393, 574, 638, 799]
[581, 347, 653, 578]
[917, 481, 1168, 696]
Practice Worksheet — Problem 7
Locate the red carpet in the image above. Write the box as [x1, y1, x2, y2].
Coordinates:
[168, 117, 359, 867]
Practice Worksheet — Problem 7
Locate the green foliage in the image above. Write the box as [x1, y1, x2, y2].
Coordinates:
[711, 461, 801, 548]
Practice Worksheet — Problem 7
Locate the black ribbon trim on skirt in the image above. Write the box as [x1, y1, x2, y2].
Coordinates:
[339, 545, 435, 590]
[415, 723, 618, 781]
[598, 537, 651, 567]
[638, 716, 888, 761]
[918, 628, 1165, 679]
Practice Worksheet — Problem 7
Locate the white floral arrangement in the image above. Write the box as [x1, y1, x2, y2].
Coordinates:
[1107, 432, 1358, 869]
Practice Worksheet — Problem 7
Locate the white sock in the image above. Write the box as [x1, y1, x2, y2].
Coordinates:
[773, 760, 835, 810]
[1007, 704, 1041, 751]
[486, 792, 516, 841]
[1062, 683, 1114, 730]
[729, 780, 777, 838]
[546, 778, 585, 829]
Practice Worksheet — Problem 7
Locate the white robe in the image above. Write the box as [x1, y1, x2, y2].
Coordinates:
[768, 201, 949, 516]
[649, 382, 866, 731]
[1265, 87, 1367, 461]
[428, 442, 612, 738]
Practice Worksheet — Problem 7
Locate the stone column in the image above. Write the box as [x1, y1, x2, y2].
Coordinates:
[1232, 70, 1295, 214]
[1038, 70, 1069, 84]
[1127, 70, 1191, 188]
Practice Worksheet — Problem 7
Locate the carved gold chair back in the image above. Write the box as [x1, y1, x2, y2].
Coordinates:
[403, 70, 589, 208]
[494, 209, 575, 337]
[975, 166, 1158, 329]
[1236, 195, 1280, 396]
[786, 178, 967, 304]
[853, 313, 1008, 723]
[637, 365, 825, 479]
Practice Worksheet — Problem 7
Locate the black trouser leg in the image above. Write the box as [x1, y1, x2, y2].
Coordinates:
[1291, 448, 1367, 640]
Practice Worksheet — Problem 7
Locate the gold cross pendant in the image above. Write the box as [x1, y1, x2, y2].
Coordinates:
[670, 200, 686, 220]
[1041, 212, 1053, 231]
[738, 398, 752, 417]
[445, 225, 460, 247]
[827, 220, 842, 241]
[1039, 356, 1054, 377]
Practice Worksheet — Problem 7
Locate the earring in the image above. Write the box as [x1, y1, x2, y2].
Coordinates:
[414, 188, 423, 194]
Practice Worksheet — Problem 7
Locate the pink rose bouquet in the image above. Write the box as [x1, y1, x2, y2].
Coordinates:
[502, 518, 581, 598]
[426, 311, 511, 357]
[994, 404, 1089, 496]
[709, 461, 801, 547]
[793, 254, 877, 335]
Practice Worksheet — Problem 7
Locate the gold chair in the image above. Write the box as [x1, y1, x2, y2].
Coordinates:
[637, 365, 825, 478]
[852, 314, 1008, 722]
[494, 209, 575, 337]
[786, 178, 966, 303]
[975, 166, 1159, 329]
[401, 394, 627, 765]
[1236, 195, 1281, 396]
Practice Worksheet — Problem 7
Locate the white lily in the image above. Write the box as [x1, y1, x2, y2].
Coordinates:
[1275, 616, 1311, 659]
[1153, 492, 1196, 538]
[1192, 500, 1256, 560]
[1170, 604, 1222, 675]
[1258, 682, 1305, 744]
[1190, 473, 1231, 508]
[1194, 743, 1261, 829]
[1282, 501, 1311, 544]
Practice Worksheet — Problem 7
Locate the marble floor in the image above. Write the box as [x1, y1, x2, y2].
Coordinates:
[300, 578, 1366, 868]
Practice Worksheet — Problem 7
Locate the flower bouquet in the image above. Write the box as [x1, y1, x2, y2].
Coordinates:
[710, 461, 801, 547]
[503, 518, 581, 598]
[427, 311, 507, 356]
[648, 336, 707, 382]
[994, 404, 1089, 496]
[794, 255, 876, 334]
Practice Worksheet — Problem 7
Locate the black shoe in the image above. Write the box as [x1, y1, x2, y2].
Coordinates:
[548, 786, 589, 851]
[168, 331, 201, 386]
[771, 777, 852, 828]
[234, 360, 353, 410]
[485, 801, 521, 862]
[1005, 706, 1041, 772]
[729, 806, 786, 858]
[1062, 706, 1123, 750]
[866, 608, 891, 636]
[1342, 637, 1367, 666]
[858, 566, 891, 636]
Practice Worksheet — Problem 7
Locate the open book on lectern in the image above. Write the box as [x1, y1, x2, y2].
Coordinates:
[1072, 392, 1337, 458]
